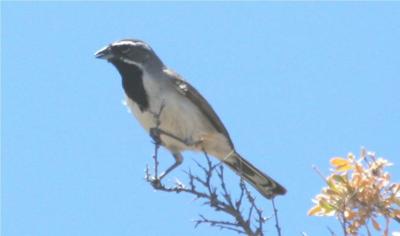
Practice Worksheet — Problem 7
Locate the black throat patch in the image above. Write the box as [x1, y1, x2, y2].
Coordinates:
[111, 60, 149, 112]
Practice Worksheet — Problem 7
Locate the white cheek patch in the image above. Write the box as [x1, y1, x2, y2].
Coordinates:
[120, 57, 144, 70]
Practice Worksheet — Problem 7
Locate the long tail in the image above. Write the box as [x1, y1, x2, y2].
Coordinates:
[222, 152, 286, 199]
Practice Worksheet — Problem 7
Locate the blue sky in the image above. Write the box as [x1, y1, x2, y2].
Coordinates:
[2, 2, 400, 236]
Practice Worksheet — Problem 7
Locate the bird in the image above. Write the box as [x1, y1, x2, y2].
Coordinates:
[94, 39, 286, 199]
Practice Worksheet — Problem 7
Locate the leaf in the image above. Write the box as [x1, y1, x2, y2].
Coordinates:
[337, 164, 354, 172]
[394, 197, 400, 206]
[330, 157, 353, 171]
[332, 174, 347, 184]
[371, 217, 381, 231]
[330, 157, 349, 167]
[327, 179, 337, 190]
[319, 199, 335, 215]
[326, 188, 340, 196]
[392, 184, 400, 193]
[308, 205, 322, 216]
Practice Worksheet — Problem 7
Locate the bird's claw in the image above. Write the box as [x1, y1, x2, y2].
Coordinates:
[150, 128, 162, 145]
[150, 178, 163, 189]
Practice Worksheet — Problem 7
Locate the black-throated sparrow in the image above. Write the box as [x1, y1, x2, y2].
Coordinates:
[95, 39, 286, 199]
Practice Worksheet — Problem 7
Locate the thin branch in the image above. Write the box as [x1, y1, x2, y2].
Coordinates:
[326, 226, 336, 236]
[312, 165, 328, 184]
[145, 149, 272, 235]
[365, 221, 372, 236]
[337, 209, 348, 236]
[194, 215, 246, 235]
[272, 198, 282, 236]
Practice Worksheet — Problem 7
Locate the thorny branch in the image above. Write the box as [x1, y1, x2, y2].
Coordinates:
[145, 147, 269, 235]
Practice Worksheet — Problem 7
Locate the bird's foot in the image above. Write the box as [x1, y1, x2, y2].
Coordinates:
[149, 127, 162, 145]
[149, 177, 164, 189]
[185, 138, 204, 148]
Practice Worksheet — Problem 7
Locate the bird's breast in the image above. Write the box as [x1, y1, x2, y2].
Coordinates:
[124, 75, 214, 152]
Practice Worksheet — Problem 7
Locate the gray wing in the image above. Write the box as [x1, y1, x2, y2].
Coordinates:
[165, 69, 234, 149]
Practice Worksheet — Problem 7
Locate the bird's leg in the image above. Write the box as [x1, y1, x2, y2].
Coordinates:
[149, 127, 203, 148]
[149, 102, 166, 146]
[149, 152, 183, 189]
[158, 152, 183, 180]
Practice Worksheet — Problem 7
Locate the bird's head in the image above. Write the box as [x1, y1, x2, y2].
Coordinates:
[95, 39, 163, 70]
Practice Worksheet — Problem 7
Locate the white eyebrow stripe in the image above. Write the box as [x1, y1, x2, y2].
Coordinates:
[112, 41, 151, 50]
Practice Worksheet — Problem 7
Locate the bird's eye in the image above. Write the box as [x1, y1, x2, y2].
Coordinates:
[118, 45, 131, 54]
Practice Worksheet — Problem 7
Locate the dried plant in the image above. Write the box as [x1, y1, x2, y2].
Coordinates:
[309, 148, 400, 235]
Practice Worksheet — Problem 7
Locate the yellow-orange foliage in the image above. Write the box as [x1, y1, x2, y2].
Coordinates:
[308, 149, 400, 235]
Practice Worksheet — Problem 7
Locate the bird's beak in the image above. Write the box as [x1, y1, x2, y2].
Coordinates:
[94, 45, 113, 60]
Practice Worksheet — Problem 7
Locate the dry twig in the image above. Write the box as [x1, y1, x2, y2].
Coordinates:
[145, 147, 269, 235]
